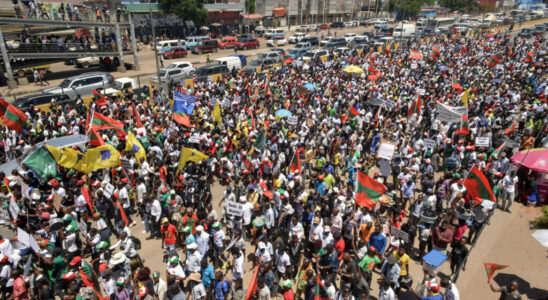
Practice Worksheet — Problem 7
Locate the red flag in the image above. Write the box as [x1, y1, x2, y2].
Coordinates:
[314, 273, 329, 300]
[356, 170, 387, 209]
[491, 55, 500, 64]
[455, 114, 470, 135]
[464, 166, 496, 205]
[290, 151, 301, 174]
[173, 113, 191, 127]
[78, 270, 105, 300]
[116, 202, 129, 226]
[81, 185, 94, 212]
[525, 52, 534, 63]
[89, 128, 105, 146]
[349, 104, 359, 117]
[132, 104, 143, 128]
[409, 49, 424, 60]
[245, 266, 259, 300]
[3, 105, 28, 133]
[430, 47, 441, 60]
[407, 94, 421, 117]
[484, 263, 508, 281]
[92, 90, 108, 106]
[0, 98, 9, 117]
[505, 121, 516, 135]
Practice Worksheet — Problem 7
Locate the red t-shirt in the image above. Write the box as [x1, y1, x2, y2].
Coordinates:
[334, 238, 345, 260]
[283, 290, 294, 300]
[161, 224, 178, 245]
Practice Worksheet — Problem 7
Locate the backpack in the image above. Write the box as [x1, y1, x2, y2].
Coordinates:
[130, 236, 142, 250]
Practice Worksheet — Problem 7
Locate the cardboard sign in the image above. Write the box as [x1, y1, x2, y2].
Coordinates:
[436, 102, 463, 123]
[475, 137, 490, 147]
[53, 193, 62, 212]
[0, 205, 10, 225]
[226, 201, 243, 217]
[121, 158, 133, 173]
[23, 255, 33, 277]
[79, 219, 88, 236]
[287, 116, 298, 125]
[378, 143, 396, 160]
[391, 226, 409, 242]
[20, 182, 31, 200]
[233, 95, 241, 103]
[423, 139, 436, 149]
[104, 183, 115, 199]
[221, 98, 231, 108]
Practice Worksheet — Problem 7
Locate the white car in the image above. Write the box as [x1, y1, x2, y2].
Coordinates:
[319, 37, 334, 47]
[266, 38, 287, 47]
[344, 21, 355, 28]
[165, 61, 195, 76]
[344, 33, 357, 42]
[288, 33, 307, 44]
[296, 25, 309, 32]
[308, 24, 318, 31]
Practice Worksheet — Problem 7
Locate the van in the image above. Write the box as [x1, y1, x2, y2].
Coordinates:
[42, 72, 114, 100]
[215, 56, 242, 71]
[186, 36, 209, 48]
[265, 28, 285, 39]
[15, 93, 73, 113]
[393, 24, 416, 37]
[156, 40, 187, 52]
[372, 20, 388, 29]
[195, 64, 229, 82]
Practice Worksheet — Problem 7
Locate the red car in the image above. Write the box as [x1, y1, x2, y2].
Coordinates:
[218, 37, 238, 49]
[163, 47, 187, 59]
[319, 24, 330, 30]
[236, 38, 260, 50]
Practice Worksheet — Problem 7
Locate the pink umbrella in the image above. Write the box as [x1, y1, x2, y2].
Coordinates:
[510, 148, 548, 173]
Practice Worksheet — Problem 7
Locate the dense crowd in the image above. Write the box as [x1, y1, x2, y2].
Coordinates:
[0, 25, 546, 300]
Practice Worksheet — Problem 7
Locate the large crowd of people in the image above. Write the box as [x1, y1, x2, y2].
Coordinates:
[0, 23, 546, 300]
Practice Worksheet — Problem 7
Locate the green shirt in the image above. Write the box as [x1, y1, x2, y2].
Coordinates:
[358, 255, 380, 273]
[50, 255, 67, 282]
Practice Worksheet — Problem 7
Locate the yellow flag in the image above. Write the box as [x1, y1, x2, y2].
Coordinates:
[85, 145, 121, 172]
[460, 88, 471, 107]
[60, 147, 87, 172]
[212, 103, 221, 125]
[177, 147, 208, 171]
[45, 145, 63, 162]
[125, 132, 146, 167]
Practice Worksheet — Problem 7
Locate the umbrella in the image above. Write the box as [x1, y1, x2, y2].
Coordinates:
[275, 109, 292, 117]
[510, 148, 548, 172]
[342, 65, 363, 74]
[200, 26, 209, 31]
[303, 83, 316, 91]
[438, 65, 448, 71]
[211, 23, 222, 27]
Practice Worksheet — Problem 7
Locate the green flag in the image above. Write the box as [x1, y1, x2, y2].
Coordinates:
[23, 147, 58, 179]
[254, 130, 266, 150]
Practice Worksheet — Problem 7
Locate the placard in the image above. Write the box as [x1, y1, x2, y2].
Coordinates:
[0, 205, 10, 225]
[23, 255, 33, 277]
[287, 116, 298, 125]
[79, 219, 88, 236]
[378, 143, 395, 160]
[411, 63, 418, 69]
[221, 98, 231, 108]
[226, 201, 243, 217]
[188, 136, 201, 144]
[21, 182, 31, 200]
[436, 102, 463, 123]
[209, 98, 218, 106]
[104, 183, 115, 199]
[423, 139, 436, 149]
[391, 226, 409, 242]
[475, 137, 490, 147]
[9, 199, 19, 220]
[207, 76, 214, 83]
[418, 88, 426, 95]
[29, 235, 40, 253]
[121, 158, 133, 173]
[233, 95, 241, 103]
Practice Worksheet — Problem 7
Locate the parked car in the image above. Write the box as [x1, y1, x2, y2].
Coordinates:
[302, 49, 330, 61]
[150, 68, 188, 84]
[331, 22, 344, 28]
[296, 25, 309, 32]
[15, 93, 73, 112]
[348, 36, 369, 48]
[230, 54, 247, 67]
[99, 77, 148, 98]
[265, 28, 285, 39]
[359, 20, 369, 26]
[43, 72, 114, 100]
[75, 56, 117, 69]
[186, 36, 209, 48]
[362, 31, 375, 39]
[344, 21, 355, 27]
[236, 38, 260, 50]
[294, 42, 312, 52]
[218, 37, 238, 49]
[286, 48, 308, 59]
[191, 39, 219, 54]
[319, 24, 330, 29]
[269, 48, 286, 56]
[319, 37, 334, 47]
[344, 33, 357, 42]
[243, 58, 278, 73]
[308, 24, 318, 31]
[518, 28, 533, 37]
[165, 61, 195, 76]
[195, 64, 229, 82]
[380, 27, 394, 37]
[163, 47, 187, 59]
[254, 26, 266, 36]
[300, 36, 319, 47]
[257, 51, 283, 63]
[323, 38, 347, 50]
[333, 47, 351, 56]
[267, 36, 287, 47]
[214, 56, 242, 71]
[289, 33, 308, 44]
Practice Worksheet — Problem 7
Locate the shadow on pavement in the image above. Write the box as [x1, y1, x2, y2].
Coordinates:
[494, 273, 548, 299]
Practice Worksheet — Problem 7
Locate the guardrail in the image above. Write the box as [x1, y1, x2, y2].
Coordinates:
[7, 42, 131, 53]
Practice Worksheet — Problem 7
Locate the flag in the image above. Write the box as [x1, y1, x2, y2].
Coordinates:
[284, 57, 293, 64]
[3, 105, 28, 133]
[456, 114, 470, 135]
[356, 170, 387, 209]
[212, 102, 222, 125]
[245, 266, 259, 300]
[89, 128, 105, 146]
[460, 88, 471, 107]
[0, 98, 9, 117]
[490, 142, 506, 158]
[173, 113, 191, 127]
[125, 132, 146, 166]
[85, 145, 121, 172]
[407, 94, 421, 117]
[505, 121, 516, 135]
[132, 104, 143, 128]
[173, 90, 197, 115]
[491, 55, 500, 65]
[452, 77, 463, 93]
[254, 130, 266, 151]
[430, 47, 440, 60]
[78, 270, 105, 300]
[22, 147, 58, 179]
[484, 263, 508, 281]
[92, 90, 108, 106]
[81, 185, 94, 212]
[525, 51, 534, 63]
[463, 166, 496, 205]
[314, 273, 329, 300]
[58, 147, 87, 173]
[290, 150, 301, 173]
[91, 112, 126, 136]
[247, 117, 255, 130]
[409, 49, 423, 60]
[349, 104, 360, 117]
[177, 147, 208, 171]
[45, 145, 64, 162]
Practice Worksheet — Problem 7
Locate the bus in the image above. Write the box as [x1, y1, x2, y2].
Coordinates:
[426, 17, 455, 29]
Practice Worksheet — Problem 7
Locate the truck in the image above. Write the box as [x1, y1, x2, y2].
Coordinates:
[99, 77, 148, 98]
[393, 23, 416, 37]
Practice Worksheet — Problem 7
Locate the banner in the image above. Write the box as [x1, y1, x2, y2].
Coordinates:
[378, 143, 395, 160]
[475, 137, 490, 147]
[287, 116, 298, 125]
[226, 201, 243, 216]
[436, 102, 464, 123]
[423, 139, 436, 149]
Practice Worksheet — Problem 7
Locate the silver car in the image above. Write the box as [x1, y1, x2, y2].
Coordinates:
[43, 72, 114, 100]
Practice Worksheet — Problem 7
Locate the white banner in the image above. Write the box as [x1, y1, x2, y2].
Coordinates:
[378, 143, 395, 160]
[226, 201, 243, 217]
[475, 137, 490, 147]
[209, 98, 218, 106]
[423, 139, 436, 149]
[9, 199, 19, 220]
[287, 116, 298, 125]
[233, 95, 241, 103]
[436, 102, 463, 123]
[20, 182, 31, 200]
[221, 98, 231, 108]
[418, 88, 425, 95]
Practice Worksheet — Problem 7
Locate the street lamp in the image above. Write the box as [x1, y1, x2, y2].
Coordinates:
[149, 0, 162, 88]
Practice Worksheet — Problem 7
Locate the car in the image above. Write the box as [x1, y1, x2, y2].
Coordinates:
[344, 21, 355, 28]
[532, 24, 545, 35]
[330, 22, 344, 28]
[257, 52, 283, 63]
[236, 38, 260, 50]
[294, 42, 312, 52]
[344, 33, 357, 42]
[518, 28, 533, 38]
[218, 37, 238, 49]
[319, 37, 334, 47]
[323, 38, 347, 50]
[230, 54, 247, 67]
[266, 37, 287, 47]
[300, 36, 319, 47]
[286, 48, 308, 59]
[380, 27, 394, 37]
[14, 93, 73, 112]
[348, 36, 369, 48]
[371, 20, 388, 29]
[75, 56, 117, 69]
[362, 31, 375, 39]
[254, 26, 266, 36]
[265, 29, 285, 39]
[43, 72, 114, 100]
[302, 49, 330, 61]
[333, 47, 351, 56]
[269, 48, 286, 56]
[319, 24, 330, 29]
[186, 36, 209, 48]
[352, 43, 370, 53]
[243, 58, 278, 73]
[359, 20, 369, 26]
[296, 25, 309, 32]
[163, 47, 187, 59]
[191, 39, 219, 54]
[308, 24, 318, 31]
[99, 77, 148, 98]
[150, 68, 188, 84]
[165, 61, 195, 76]
[195, 64, 229, 82]
[289, 33, 308, 44]
[239, 34, 254, 40]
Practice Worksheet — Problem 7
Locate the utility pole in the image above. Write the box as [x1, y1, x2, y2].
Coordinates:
[149, 0, 161, 88]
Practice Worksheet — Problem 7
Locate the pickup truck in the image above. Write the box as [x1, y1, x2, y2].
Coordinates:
[100, 77, 148, 98]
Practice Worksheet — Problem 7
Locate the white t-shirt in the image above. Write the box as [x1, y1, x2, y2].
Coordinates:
[444, 283, 460, 300]
[275, 252, 291, 274]
[192, 283, 207, 300]
[502, 175, 518, 193]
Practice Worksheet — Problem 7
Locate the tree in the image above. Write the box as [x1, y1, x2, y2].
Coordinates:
[159, 0, 208, 25]
[387, 0, 434, 19]
[437, 0, 480, 12]
[245, 0, 255, 14]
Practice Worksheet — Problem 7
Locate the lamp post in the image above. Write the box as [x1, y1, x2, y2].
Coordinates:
[149, 0, 161, 88]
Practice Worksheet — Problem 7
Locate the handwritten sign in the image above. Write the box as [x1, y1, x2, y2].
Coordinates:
[209, 97, 218, 106]
[423, 139, 436, 149]
[221, 98, 231, 108]
[418, 88, 426, 95]
[391, 226, 409, 242]
[378, 143, 396, 160]
[475, 137, 490, 147]
[226, 201, 243, 217]
[411, 63, 418, 69]
[287, 116, 298, 125]
[104, 183, 115, 199]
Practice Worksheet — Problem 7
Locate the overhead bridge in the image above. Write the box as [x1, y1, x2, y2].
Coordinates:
[0, 17, 130, 28]
[8, 51, 134, 60]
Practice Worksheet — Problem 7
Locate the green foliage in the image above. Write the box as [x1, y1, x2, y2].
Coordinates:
[245, 0, 255, 14]
[159, 0, 208, 25]
[387, 0, 432, 18]
[438, 0, 480, 13]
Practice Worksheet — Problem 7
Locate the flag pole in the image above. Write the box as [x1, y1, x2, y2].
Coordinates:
[83, 104, 96, 153]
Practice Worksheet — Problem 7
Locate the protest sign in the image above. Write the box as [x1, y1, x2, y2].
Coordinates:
[423, 139, 436, 149]
[24, 255, 33, 277]
[287, 116, 298, 125]
[209, 97, 218, 106]
[9, 199, 19, 220]
[21, 182, 31, 200]
[411, 63, 418, 69]
[436, 102, 463, 123]
[233, 95, 241, 103]
[418, 88, 426, 95]
[221, 98, 231, 108]
[391, 226, 409, 242]
[104, 183, 115, 199]
[378, 143, 395, 160]
[475, 137, 490, 147]
[0, 205, 10, 225]
[226, 201, 243, 217]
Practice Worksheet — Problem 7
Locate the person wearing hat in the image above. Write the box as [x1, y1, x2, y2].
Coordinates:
[109, 231, 138, 261]
[280, 279, 294, 300]
[114, 277, 131, 300]
[195, 225, 210, 258]
[358, 246, 381, 288]
[166, 255, 185, 281]
[186, 243, 202, 273]
[379, 253, 401, 291]
[152, 271, 167, 300]
[160, 218, 178, 251]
